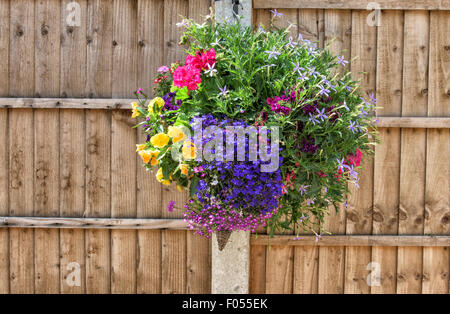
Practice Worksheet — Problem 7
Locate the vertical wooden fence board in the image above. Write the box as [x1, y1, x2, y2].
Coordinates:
[372, 10, 402, 294]
[0, 109, 7, 294]
[85, 0, 113, 294]
[265, 246, 294, 294]
[34, 0, 61, 293]
[9, 0, 35, 294]
[344, 8, 373, 294]
[0, 0, 9, 294]
[59, 0, 87, 294]
[253, 8, 271, 29]
[273, 9, 298, 37]
[186, 0, 212, 294]
[161, 0, 189, 295]
[265, 8, 298, 295]
[317, 9, 351, 295]
[423, 10, 450, 294]
[135, 0, 163, 294]
[0, 109, 8, 294]
[85, 110, 112, 294]
[400, 11, 429, 296]
[293, 244, 319, 294]
[86, 0, 113, 98]
[292, 9, 322, 294]
[249, 245, 266, 293]
[298, 9, 320, 44]
[249, 8, 269, 291]
[189, 0, 210, 23]
[111, 0, 138, 294]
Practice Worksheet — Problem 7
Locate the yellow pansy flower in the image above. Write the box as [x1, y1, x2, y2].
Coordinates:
[138, 150, 152, 164]
[156, 167, 171, 185]
[150, 133, 170, 148]
[180, 163, 189, 176]
[148, 97, 165, 114]
[136, 144, 146, 152]
[176, 185, 183, 192]
[168, 126, 186, 143]
[131, 102, 141, 118]
[182, 140, 197, 160]
[139, 149, 159, 165]
[150, 150, 159, 166]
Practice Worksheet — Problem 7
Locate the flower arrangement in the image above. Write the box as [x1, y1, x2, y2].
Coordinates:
[132, 14, 378, 245]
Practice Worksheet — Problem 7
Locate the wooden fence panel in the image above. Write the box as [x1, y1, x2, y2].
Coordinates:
[9, 0, 35, 294]
[251, 5, 450, 294]
[0, 0, 9, 294]
[0, 0, 448, 295]
[423, 10, 450, 294]
[136, 0, 163, 294]
[344, 8, 375, 294]
[85, 0, 113, 294]
[0, 0, 212, 294]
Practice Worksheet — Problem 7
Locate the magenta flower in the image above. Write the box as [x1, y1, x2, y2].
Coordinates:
[168, 200, 176, 212]
[157, 66, 170, 73]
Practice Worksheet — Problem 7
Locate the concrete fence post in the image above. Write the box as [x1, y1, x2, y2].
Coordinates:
[211, 0, 252, 294]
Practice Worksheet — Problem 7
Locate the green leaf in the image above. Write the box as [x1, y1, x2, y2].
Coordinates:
[189, 176, 199, 197]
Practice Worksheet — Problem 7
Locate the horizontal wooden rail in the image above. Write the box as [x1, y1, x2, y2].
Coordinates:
[0, 216, 188, 230]
[0, 97, 135, 109]
[251, 235, 450, 247]
[1, 98, 449, 128]
[254, 0, 450, 10]
[377, 117, 450, 128]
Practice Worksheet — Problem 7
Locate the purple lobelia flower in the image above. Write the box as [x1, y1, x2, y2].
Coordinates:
[168, 200, 176, 212]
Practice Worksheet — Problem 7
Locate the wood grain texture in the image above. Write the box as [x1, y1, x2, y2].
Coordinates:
[0, 216, 188, 229]
[372, 10, 403, 294]
[265, 246, 294, 293]
[111, 0, 138, 294]
[249, 245, 266, 293]
[344, 8, 376, 294]
[59, 0, 88, 294]
[85, 0, 113, 294]
[0, 109, 8, 293]
[318, 9, 351, 294]
[253, 8, 271, 29]
[9, 0, 35, 294]
[251, 235, 450, 247]
[0, 0, 9, 294]
[291, 9, 323, 293]
[186, 0, 212, 294]
[160, 0, 189, 295]
[423, 10, 450, 294]
[135, 0, 164, 294]
[293, 246, 319, 293]
[253, 0, 450, 10]
[85, 109, 111, 293]
[0, 97, 136, 109]
[33, 0, 61, 294]
[375, 11, 423, 295]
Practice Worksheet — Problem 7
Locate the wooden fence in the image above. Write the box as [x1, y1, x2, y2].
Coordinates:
[0, 0, 212, 294]
[0, 0, 448, 294]
[250, 2, 449, 294]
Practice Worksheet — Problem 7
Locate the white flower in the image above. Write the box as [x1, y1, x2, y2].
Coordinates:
[204, 63, 217, 77]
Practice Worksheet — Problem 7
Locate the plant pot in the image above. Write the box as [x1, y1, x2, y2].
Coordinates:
[216, 230, 232, 251]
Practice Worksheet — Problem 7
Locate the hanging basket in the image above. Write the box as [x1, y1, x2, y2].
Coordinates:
[216, 230, 232, 251]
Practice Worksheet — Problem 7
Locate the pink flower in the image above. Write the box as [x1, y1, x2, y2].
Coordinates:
[185, 48, 216, 71]
[168, 200, 176, 212]
[157, 65, 170, 73]
[173, 64, 202, 90]
[347, 148, 363, 168]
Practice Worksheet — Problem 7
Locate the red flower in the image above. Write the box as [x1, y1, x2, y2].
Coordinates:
[173, 64, 202, 91]
[347, 148, 363, 168]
